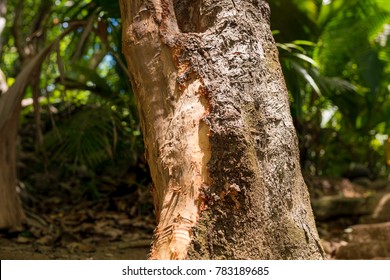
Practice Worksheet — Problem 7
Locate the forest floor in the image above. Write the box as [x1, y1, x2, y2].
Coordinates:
[0, 171, 155, 260]
[1, 175, 389, 260]
[0, 206, 153, 260]
[0, 208, 153, 260]
[0, 236, 150, 260]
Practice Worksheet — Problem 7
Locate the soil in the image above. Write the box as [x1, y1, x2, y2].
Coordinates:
[0, 236, 150, 260]
[0, 180, 155, 260]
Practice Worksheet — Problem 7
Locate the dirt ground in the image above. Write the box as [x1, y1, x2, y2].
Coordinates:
[0, 234, 150, 260]
[2, 176, 389, 260]
[0, 188, 155, 260]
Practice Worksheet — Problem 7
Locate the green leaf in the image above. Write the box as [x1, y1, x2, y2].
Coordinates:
[62, 63, 113, 98]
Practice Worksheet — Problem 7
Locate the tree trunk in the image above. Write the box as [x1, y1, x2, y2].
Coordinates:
[0, 16, 82, 230]
[0, 0, 7, 93]
[0, 3, 25, 227]
[119, 0, 324, 259]
[0, 105, 25, 230]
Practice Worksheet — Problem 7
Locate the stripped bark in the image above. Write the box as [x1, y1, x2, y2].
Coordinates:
[120, 0, 324, 259]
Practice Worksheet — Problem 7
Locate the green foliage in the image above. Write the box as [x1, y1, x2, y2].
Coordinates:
[94, 0, 121, 18]
[271, 0, 390, 177]
[2, 0, 389, 198]
[1, 0, 141, 198]
[44, 106, 115, 167]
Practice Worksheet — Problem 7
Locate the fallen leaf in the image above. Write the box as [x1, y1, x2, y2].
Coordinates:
[16, 236, 31, 244]
[117, 239, 151, 249]
[66, 242, 96, 253]
[95, 227, 123, 240]
[117, 218, 133, 226]
[36, 235, 54, 246]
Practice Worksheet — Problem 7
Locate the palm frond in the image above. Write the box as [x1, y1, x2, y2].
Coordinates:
[44, 106, 117, 168]
[290, 61, 321, 95]
[0, 24, 83, 130]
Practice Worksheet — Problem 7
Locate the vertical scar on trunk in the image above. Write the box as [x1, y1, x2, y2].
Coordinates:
[148, 39, 212, 258]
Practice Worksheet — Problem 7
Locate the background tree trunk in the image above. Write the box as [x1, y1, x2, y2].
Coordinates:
[0, 105, 25, 230]
[120, 0, 324, 259]
[0, 0, 7, 94]
[0, 1, 25, 227]
[0, 2, 75, 230]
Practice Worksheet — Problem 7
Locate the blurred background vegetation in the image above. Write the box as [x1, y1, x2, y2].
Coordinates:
[271, 0, 390, 178]
[0, 0, 389, 200]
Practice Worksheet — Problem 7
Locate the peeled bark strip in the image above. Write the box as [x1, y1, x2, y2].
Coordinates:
[120, 0, 324, 259]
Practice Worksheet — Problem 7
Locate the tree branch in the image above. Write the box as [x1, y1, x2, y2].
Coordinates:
[0, 23, 84, 131]
[12, 0, 27, 63]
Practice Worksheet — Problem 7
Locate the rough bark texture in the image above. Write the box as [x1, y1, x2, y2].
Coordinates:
[120, 0, 324, 259]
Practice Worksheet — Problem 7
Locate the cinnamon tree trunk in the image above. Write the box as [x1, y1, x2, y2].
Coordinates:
[119, 0, 324, 259]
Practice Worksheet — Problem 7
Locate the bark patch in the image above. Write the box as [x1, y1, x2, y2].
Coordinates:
[173, 0, 220, 33]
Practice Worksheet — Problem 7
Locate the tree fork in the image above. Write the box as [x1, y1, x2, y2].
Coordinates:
[120, 0, 324, 259]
